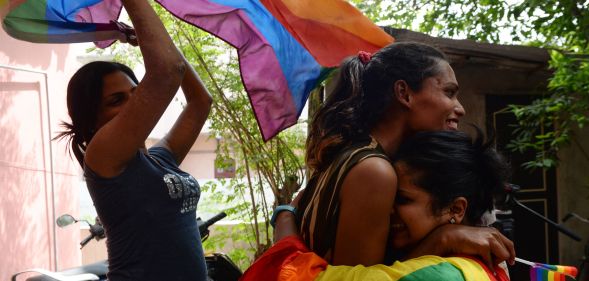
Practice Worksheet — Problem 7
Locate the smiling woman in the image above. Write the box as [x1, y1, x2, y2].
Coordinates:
[389, 129, 510, 256]
[242, 130, 513, 281]
[297, 42, 467, 266]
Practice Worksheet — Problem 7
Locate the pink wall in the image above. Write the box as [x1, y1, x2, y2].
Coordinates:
[0, 27, 84, 279]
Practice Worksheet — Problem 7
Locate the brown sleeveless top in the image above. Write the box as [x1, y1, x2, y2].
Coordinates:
[297, 137, 389, 261]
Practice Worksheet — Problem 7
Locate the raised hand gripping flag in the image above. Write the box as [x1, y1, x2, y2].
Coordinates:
[0, 0, 129, 48]
[1, 0, 394, 140]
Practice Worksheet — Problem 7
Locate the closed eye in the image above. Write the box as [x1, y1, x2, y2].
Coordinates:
[107, 92, 126, 106]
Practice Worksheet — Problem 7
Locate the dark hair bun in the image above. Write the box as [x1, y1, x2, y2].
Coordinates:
[393, 127, 511, 223]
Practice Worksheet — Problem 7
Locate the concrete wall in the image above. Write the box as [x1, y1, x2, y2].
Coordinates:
[179, 133, 218, 180]
[146, 132, 218, 180]
[557, 126, 589, 266]
[0, 27, 84, 279]
[451, 61, 551, 130]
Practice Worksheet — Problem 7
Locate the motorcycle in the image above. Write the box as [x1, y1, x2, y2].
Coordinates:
[11, 212, 242, 281]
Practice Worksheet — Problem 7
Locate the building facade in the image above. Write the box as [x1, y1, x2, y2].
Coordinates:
[0, 27, 86, 279]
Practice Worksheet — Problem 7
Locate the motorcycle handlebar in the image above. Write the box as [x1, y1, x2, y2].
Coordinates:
[199, 212, 227, 235]
[80, 233, 94, 249]
[562, 212, 589, 224]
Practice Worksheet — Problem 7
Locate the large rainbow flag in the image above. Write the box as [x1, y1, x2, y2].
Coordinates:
[1, 0, 394, 140]
[241, 235, 510, 281]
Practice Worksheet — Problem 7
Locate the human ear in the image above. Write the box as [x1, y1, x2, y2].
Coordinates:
[447, 197, 467, 224]
[393, 80, 411, 108]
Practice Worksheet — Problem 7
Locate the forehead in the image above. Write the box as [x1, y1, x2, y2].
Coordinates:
[394, 163, 421, 189]
[432, 60, 457, 86]
[101, 71, 136, 95]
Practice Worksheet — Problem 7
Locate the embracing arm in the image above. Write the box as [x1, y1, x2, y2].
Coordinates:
[405, 224, 515, 271]
[333, 158, 397, 265]
[85, 0, 186, 177]
[155, 55, 212, 164]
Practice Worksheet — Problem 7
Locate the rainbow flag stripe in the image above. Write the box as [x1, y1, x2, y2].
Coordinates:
[241, 237, 510, 281]
[1, 0, 393, 140]
[530, 265, 576, 281]
[1, 0, 124, 47]
[156, 0, 394, 140]
[533, 263, 578, 279]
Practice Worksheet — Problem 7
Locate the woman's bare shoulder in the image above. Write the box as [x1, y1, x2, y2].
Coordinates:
[341, 157, 397, 200]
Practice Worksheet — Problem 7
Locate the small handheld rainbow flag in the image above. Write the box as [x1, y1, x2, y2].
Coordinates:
[516, 257, 578, 281]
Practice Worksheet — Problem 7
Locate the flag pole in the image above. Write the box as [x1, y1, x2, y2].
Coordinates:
[514, 257, 535, 267]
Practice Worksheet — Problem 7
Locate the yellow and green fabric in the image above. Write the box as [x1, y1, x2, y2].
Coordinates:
[313, 256, 507, 281]
[241, 236, 509, 281]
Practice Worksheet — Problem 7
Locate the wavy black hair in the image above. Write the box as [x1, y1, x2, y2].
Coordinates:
[54, 61, 138, 167]
[393, 128, 511, 224]
[306, 42, 448, 172]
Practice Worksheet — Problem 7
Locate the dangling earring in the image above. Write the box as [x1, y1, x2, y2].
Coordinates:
[449, 217, 456, 224]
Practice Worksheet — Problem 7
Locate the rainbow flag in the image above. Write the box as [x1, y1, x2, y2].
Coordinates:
[0, 0, 126, 48]
[530, 264, 578, 281]
[516, 257, 578, 281]
[157, 0, 394, 140]
[241, 236, 509, 281]
[1, 0, 394, 140]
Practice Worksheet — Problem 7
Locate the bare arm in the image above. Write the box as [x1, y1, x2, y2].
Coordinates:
[332, 158, 397, 265]
[405, 224, 516, 271]
[155, 55, 212, 164]
[85, 0, 186, 177]
[274, 212, 299, 242]
[273, 191, 304, 242]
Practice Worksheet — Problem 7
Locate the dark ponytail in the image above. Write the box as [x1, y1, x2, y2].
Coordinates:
[53, 61, 138, 167]
[306, 42, 448, 172]
[306, 56, 367, 172]
[393, 128, 511, 224]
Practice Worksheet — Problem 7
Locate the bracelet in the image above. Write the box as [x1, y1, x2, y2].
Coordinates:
[270, 205, 296, 228]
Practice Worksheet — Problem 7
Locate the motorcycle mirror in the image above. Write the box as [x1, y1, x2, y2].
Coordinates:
[56, 214, 77, 227]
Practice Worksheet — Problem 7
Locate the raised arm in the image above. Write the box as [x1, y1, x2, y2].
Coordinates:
[85, 0, 186, 177]
[155, 55, 212, 164]
[332, 158, 397, 265]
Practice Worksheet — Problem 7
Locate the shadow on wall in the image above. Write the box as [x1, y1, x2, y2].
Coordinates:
[0, 30, 71, 72]
[0, 74, 54, 279]
[0, 26, 83, 279]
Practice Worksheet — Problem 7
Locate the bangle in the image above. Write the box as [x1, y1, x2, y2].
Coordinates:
[270, 205, 296, 228]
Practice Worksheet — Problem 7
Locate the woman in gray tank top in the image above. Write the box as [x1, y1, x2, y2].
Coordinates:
[55, 1, 212, 280]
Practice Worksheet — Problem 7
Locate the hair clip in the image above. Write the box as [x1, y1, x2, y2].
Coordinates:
[358, 51, 373, 65]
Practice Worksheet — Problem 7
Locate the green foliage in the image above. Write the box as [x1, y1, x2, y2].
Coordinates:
[357, 0, 589, 169]
[202, 223, 262, 271]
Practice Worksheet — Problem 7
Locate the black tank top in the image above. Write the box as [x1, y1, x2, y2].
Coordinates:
[297, 137, 389, 260]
